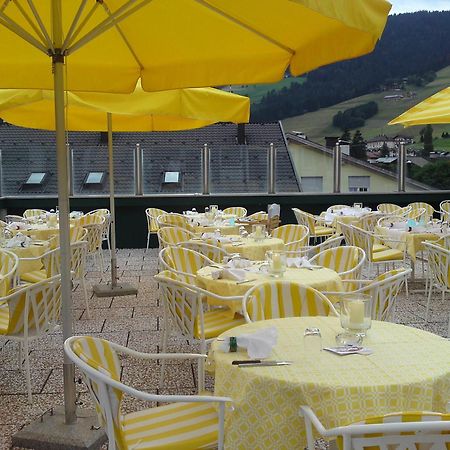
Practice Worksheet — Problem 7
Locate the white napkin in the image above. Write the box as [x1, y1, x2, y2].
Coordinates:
[7, 221, 28, 231]
[268, 204, 280, 218]
[70, 211, 83, 219]
[225, 258, 252, 269]
[286, 256, 313, 269]
[219, 327, 278, 359]
[6, 232, 32, 248]
[202, 231, 221, 240]
[210, 268, 246, 281]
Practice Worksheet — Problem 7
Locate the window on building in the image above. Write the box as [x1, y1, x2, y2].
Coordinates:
[301, 176, 323, 192]
[163, 171, 181, 184]
[24, 172, 47, 185]
[348, 176, 370, 192]
[85, 172, 105, 185]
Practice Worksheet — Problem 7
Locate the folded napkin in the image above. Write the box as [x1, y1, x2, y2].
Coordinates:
[217, 236, 233, 244]
[69, 211, 83, 219]
[225, 258, 252, 269]
[7, 221, 28, 231]
[202, 231, 221, 240]
[219, 327, 278, 359]
[286, 256, 313, 269]
[6, 232, 32, 248]
[211, 268, 246, 281]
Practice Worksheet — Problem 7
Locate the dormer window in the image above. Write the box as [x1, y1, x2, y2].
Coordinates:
[163, 171, 180, 184]
[24, 172, 47, 185]
[84, 172, 105, 185]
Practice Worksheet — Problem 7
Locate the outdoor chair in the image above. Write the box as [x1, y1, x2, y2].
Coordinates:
[179, 241, 230, 263]
[65, 335, 231, 450]
[0, 249, 19, 296]
[81, 214, 105, 272]
[4, 215, 26, 224]
[299, 407, 450, 450]
[223, 206, 247, 218]
[145, 207, 167, 249]
[323, 267, 411, 321]
[288, 234, 344, 259]
[407, 206, 427, 221]
[358, 212, 383, 232]
[157, 213, 195, 232]
[247, 211, 268, 221]
[292, 208, 334, 244]
[440, 200, 450, 222]
[408, 201, 436, 221]
[326, 205, 349, 212]
[157, 226, 195, 249]
[377, 203, 402, 214]
[87, 209, 111, 250]
[242, 280, 337, 323]
[309, 246, 366, 282]
[23, 208, 48, 219]
[271, 224, 309, 246]
[0, 275, 62, 403]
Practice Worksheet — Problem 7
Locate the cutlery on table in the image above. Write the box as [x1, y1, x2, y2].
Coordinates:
[232, 360, 292, 367]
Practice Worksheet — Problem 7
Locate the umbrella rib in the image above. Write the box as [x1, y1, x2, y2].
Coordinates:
[194, 0, 294, 55]
[61, 0, 90, 52]
[26, 0, 54, 51]
[66, 0, 153, 56]
[0, 10, 47, 53]
[100, 1, 144, 70]
[0, 0, 11, 14]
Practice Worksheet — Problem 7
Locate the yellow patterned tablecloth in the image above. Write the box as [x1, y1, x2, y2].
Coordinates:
[194, 224, 241, 236]
[375, 225, 443, 262]
[13, 223, 74, 241]
[197, 266, 343, 314]
[223, 235, 284, 261]
[210, 317, 450, 450]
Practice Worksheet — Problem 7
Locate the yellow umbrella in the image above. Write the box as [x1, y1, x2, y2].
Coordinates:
[0, 84, 249, 295]
[389, 87, 450, 126]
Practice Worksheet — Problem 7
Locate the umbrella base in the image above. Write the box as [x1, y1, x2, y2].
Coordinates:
[12, 406, 106, 450]
[92, 282, 138, 297]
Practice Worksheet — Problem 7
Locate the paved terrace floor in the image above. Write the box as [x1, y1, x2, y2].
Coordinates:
[0, 248, 449, 449]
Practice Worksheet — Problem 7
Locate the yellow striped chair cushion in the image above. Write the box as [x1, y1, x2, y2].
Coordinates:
[195, 310, 246, 340]
[123, 401, 219, 450]
[371, 248, 404, 263]
[245, 281, 334, 321]
[78, 214, 104, 226]
[21, 269, 47, 284]
[158, 227, 194, 247]
[222, 207, 247, 218]
[338, 412, 450, 450]
[315, 225, 334, 236]
[166, 247, 211, 278]
[271, 224, 308, 245]
[0, 302, 8, 334]
[311, 246, 362, 280]
[373, 243, 390, 253]
[147, 208, 166, 233]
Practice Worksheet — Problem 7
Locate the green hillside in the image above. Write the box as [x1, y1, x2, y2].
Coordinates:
[282, 66, 450, 150]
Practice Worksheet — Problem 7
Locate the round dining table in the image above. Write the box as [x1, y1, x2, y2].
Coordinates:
[197, 265, 343, 315]
[210, 316, 450, 450]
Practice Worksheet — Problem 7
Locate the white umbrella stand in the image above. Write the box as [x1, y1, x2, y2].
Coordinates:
[92, 113, 138, 298]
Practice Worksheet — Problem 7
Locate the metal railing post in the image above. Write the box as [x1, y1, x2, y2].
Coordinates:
[202, 143, 210, 195]
[0, 149, 3, 197]
[134, 143, 143, 195]
[333, 141, 342, 193]
[67, 143, 74, 196]
[398, 141, 406, 192]
[268, 142, 276, 194]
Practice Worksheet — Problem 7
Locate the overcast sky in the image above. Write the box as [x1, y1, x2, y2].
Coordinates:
[390, 0, 450, 14]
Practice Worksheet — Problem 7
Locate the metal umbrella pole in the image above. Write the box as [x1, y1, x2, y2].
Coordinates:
[93, 113, 138, 297]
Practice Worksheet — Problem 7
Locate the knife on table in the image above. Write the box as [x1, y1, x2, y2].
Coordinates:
[232, 360, 292, 367]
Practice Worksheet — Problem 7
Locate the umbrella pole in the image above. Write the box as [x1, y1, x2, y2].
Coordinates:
[92, 114, 137, 297]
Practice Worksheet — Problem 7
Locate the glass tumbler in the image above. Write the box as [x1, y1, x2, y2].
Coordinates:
[266, 250, 286, 277]
[340, 294, 372, 336]
[303, 327, 322, 352]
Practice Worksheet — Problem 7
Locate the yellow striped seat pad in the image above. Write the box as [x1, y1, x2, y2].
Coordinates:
[0, 302, 8, 334]
[373, 243, 389, 253]
[315, 226, 334, 236]
[195, 310, 245, 340]
[20, 270, 47, 283]
[371, 248, 404, 262]
[122, 401, 218, 449]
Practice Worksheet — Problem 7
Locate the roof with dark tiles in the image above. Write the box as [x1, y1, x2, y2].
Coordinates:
[0, 122, 299, 195]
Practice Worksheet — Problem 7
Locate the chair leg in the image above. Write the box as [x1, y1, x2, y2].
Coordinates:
[23, 339, 32, 404]
[18, 342, 23, 370]
[425, 283, 433, 322]
[146, 233, 150, 251]
[81, 277, 91, 319]
[159, 317, 169, 389]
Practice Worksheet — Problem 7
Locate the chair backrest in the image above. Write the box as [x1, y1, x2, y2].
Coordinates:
[301, 235, 345, 259]
[440, 200, 450, 221]
[83, 219, 105, 253]
[424, 242, 450, 290]
[157, 226, 195, 248]
[358, 213, 382, 232]
[360, 268, 411, 320]
[271, 224, 309, 245]
[4, 215, 26, 224]
[70, 241, 88, 280]
[300, 406, 450, 450]
[0, 250, 19, 296]
[23, 209, 47, 219]
[65, 336, 126, 449]
[377, 203, 401, 214]
[223, 207, 247, 218]
[327, 205, 349, 212]
[179, 241, 229, 263]
[1, 274, 62, 337]
[337, 222, 355, 246]
[88, 209, 111, 241]
[159, 246, 214, 282]
[146, 207, 167, 233]
[377, 215, 406, 228]
[408, 202, 435, 221]
[247, 211, 268, 221]
[242, 281, 338, 322]
[78, 213, 104, 227]
[310, 246, 366, 280]
[350, 226, 374, 261]
[292, 208, 316, 234]
[157, 213, 194, 232]
[407, 207, 427, 221]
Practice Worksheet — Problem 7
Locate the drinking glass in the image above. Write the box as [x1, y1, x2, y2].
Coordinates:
[303, 327, 322, 352]
[252, 224, 266, 241]
[266, 250, 286, 278]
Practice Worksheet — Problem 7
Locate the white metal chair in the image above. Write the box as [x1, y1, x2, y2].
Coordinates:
[65, 335, 231, 450]
[289, 235, 344, 259]
[424, 241, 450, 336]
[157, 226, 195, 249]
[309, 246, 366, 281]
[179, 241, 230, 263]
[223, 206, 247, 218]
[81, 214, 106, 272]
[87, 208, 111, 250]
[0, 275, 62, 403]
[377, 203, 402, 214]
[247, 211, 268, 221]
[358, 212, 383, 232]
[299, 406, 450, 450]
[323, 268, 411, 321]
[4, 214, 26, 224]
[271, 224, 309, 246]
[157, 212, 195, 232]
[408, 202, 436, 221]
[159, 246, 214, 283]
[242, 280, 338, 323]
[292, 208, 334, 243]
[0, 249, 19, 296]
[440, 200, 450, 222]
[20, 247, 61, 284]
[145, 207, 167, 250]
[23, 208, 48, 219]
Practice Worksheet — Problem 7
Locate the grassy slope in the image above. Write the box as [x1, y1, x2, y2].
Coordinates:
[232, 76, 305, 104]
[282, 66, 450, 150]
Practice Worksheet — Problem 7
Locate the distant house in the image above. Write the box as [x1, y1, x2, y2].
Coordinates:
[366, 135, 397, 151]
[393, 134, 414, 145]
[286, 133, 432, 193]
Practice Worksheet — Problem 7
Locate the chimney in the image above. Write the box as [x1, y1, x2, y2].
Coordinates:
[325, 136, 339, 149]
[237, 123, 246, 145]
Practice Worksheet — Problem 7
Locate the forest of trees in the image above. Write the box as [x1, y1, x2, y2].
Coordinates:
[333, 102, 379, 131]
[251, 11, 450, 122]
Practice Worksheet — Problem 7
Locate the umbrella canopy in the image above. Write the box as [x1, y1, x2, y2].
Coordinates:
[0, 0, 391, 93]
[0, 83, 250, 130]
[389, 86, 450, 127]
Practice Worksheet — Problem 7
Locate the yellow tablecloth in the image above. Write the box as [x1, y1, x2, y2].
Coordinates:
[210, 317, 450, 450]
[223, 235, 284, 260]
[376, 225, 443, 262]
[14, 223, 75, 241]
[7, 243, 51, 276]
[194, 224, 241, 235]
[197, 266, 343, 314]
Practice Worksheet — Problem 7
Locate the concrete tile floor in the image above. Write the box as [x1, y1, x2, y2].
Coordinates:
[0, 248, 448, 449]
